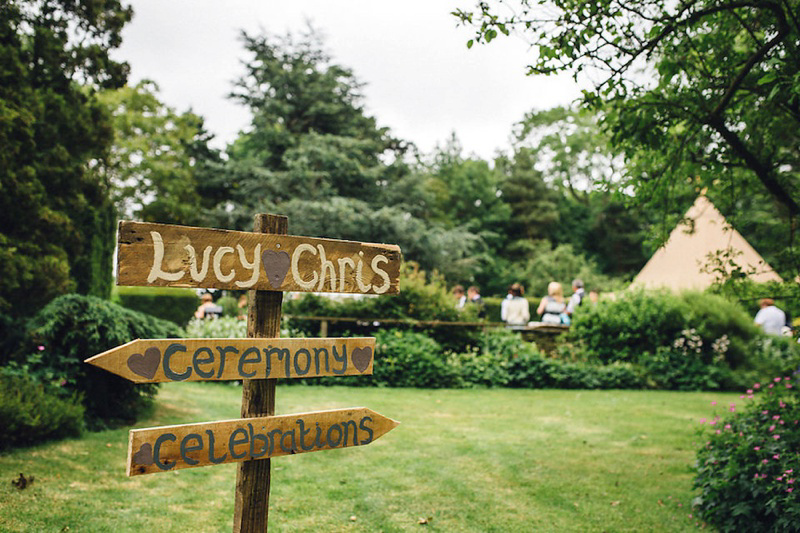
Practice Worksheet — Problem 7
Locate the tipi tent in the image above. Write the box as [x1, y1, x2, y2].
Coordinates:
[630, 195, 783, 291]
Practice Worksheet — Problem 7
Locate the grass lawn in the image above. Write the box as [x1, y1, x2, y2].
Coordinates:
[0, 383, 736, 532]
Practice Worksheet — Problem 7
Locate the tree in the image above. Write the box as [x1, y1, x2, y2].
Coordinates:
[0, 0, 131, 317]
[97, 80, 219, 225]
[455, 0, 800, 245]
[202, 28, 488, 281]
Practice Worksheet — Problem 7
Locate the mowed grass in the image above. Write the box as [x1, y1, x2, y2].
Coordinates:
[0, 383, 736, 532]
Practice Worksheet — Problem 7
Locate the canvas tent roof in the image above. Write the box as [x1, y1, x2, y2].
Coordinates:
[630, 195, 783, 291]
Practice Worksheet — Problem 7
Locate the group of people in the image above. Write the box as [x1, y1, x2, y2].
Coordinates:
[452, 285, 486, 318]
[504, 279, 592, 326]
[453, 279, 595, 326]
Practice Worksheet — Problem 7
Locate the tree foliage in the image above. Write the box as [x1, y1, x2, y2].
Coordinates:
[97, 80, 218, 225]
[455, 0, 800, 259]
[0, 0, 131, 317]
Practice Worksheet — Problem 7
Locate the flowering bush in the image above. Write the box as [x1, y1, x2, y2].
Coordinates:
[693, 376, 800, 531]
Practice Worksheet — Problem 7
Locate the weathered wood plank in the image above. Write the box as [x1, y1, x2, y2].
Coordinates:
[85, 337, 375, 383]
[116, 220, 402, 294]
[126, 408, 399, 477]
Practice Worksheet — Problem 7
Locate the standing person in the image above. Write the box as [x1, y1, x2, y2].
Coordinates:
[504, 283, 530, 326]
[452, 285, 467, 309]
[500, 285, 514, 322]
[566, 279, 585, 316]
[195, 292, 223, 319]
[754, 298, 787, 335]
[467, 285, 486, 318]
[537, 281, 567, 324]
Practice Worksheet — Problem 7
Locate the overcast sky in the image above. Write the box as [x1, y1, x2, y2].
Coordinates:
[113, 0, 584, 160]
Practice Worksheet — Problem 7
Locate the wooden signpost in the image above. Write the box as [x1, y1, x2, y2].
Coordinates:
[88, 214, 401, 532]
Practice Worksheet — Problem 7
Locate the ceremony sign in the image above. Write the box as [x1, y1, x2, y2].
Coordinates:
[87, 337, 375, 383]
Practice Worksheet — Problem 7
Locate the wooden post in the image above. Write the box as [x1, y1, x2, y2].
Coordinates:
[233, 214, 288, 532]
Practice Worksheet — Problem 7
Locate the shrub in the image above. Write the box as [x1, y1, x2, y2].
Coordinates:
[372, 329, 461, 388]
[0, 372, 84, 450]
[185, 316, 248, 339]
[570, 289, 688, 363]
[693, 376, 800, 531]
[113, 286, 199, 326]
[570, 290, 762, 369]
[22, 294, 182, 427]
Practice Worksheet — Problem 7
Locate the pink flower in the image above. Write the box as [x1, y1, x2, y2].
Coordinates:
[774, 455, 780, 460]
[780, 402, 787, 408]
[769, 384, 774, 389]
[700, 418, 707, 424]
[724, 424, 731, 430]
[764, 459, 770, 464]
[754, 446, 761, 451]
[747, 389, 754, 394]
[786, 470, 794, 474]
[789, 479, 795, 484]
[770, 425, 776, 432]
[763, 410, 770, 415]
[774, 415, 781, 420]
[774, 435, 781, 440]
[788, 488, 794, 493]
[711, 401, 717, 406]
[710, 420, 717, 426]
[787, 384, 793, 389]
[775, 377, 782, 382]
[37, 345, 45, 351]
[754, 383, 761, 389]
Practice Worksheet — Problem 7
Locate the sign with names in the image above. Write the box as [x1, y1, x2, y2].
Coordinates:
[117, 221, 402, 294]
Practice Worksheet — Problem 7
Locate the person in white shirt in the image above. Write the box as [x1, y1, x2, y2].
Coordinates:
[505, 283, 530, 326]
[754, 298, 787, 335]
[500, 285, 513, 322]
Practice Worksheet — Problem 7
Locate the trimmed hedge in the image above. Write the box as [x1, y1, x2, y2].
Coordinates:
[113, 286, 199, 326]
[569, 289, 762, 367]
[23, 294, 183, 427]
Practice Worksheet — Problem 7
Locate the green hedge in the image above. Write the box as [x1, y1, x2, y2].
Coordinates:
[22, 294, 183, 427]
[113, 286, 199, 326]
[569, 290, 762, 367]
[0, 372, 85, 450]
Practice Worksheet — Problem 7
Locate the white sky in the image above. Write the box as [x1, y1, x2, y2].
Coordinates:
[113, 0, 583, 160]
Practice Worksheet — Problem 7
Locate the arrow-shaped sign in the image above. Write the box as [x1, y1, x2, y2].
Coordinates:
[127, 407, 399, 476]
[85, 337, 375, 383]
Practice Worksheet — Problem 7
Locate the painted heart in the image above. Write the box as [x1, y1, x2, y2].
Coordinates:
[132, 443, 154, 466]
[262, 249, 290, 289]
[127, 347, 161, 380]
[351, 346, 373, 373]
